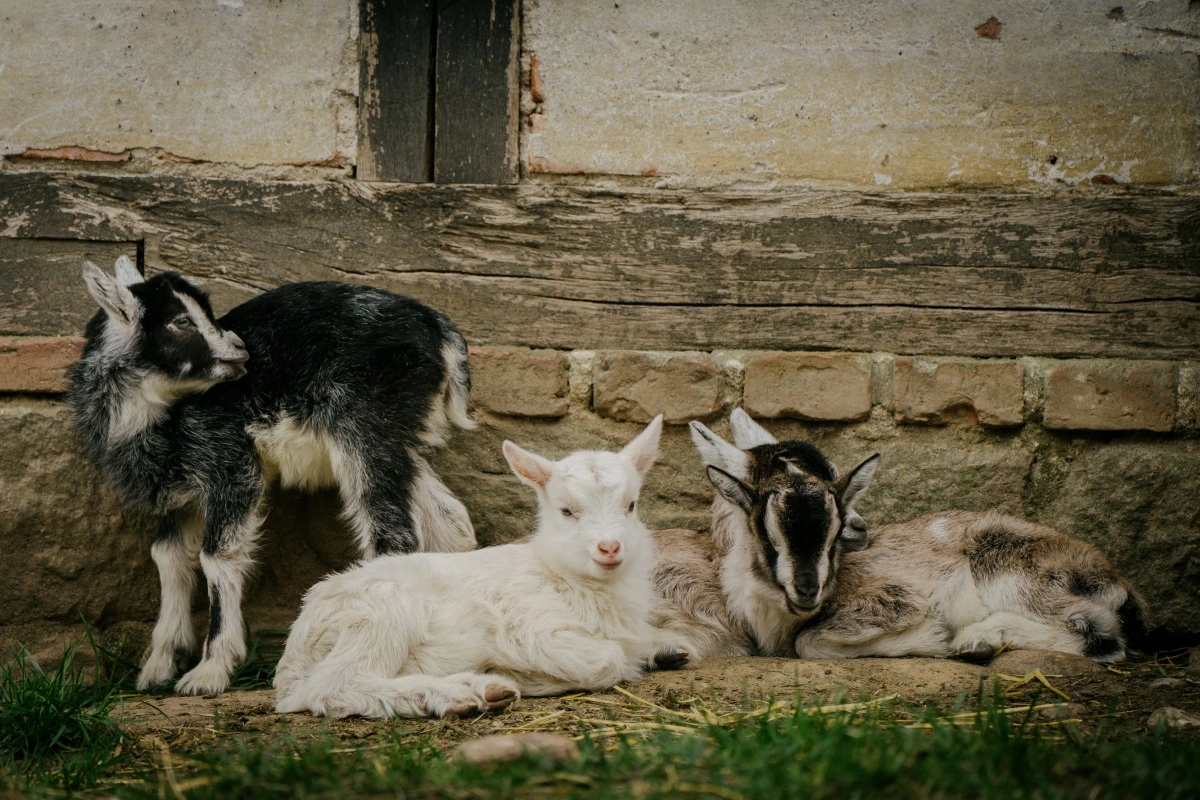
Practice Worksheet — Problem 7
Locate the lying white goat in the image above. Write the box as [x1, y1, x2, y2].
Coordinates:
[274, 417, 668, 718]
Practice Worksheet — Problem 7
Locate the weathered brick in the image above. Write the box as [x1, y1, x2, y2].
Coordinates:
[593, 351, 724, 424]
[1043, 360, 1176, 432]
[0, 336, 84, 393]
[468, 347, 569, 418]
[894, 357, 1023, 427]
[743, 352, 871, 421]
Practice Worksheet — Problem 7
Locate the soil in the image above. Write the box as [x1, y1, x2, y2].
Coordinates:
[115, 650, 1200, 753]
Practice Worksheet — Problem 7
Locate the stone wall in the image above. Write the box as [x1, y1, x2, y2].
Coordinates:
[2, 343, 1196, 660]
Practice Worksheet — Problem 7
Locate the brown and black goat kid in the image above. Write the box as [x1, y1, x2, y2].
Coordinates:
[669, 409, 1147, 664]
[68, 257, 477, 695]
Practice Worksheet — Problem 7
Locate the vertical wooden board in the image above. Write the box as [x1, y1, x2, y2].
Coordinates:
[358, 0, 436, 182]
[434, 0, 519, 184]
[0, 240, 138, 336]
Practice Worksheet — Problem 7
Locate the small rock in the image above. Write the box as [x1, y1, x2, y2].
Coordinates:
[987, 650, 1102, 677]
[1149, 677, 1186, 690]
[453, 733, 580, 765]
[1147, 707, 1200, 729]
[1186, 648, 1200, 674]
[1039, 703, 1087, 720]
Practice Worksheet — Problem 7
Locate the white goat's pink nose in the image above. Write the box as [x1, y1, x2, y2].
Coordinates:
[597, 540, 621, 557]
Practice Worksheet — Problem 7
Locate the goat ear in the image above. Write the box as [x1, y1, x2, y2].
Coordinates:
[503, 440, 555, 491]
[836, 453, 880, 509]
[689, 420, 749, 478]
[838, 509, 870, 552]
[706, 466, 756, 515]
[730, 407, 777, 449]
[83, 261, 142, 327]
[621, 414, 663, 477]
[113, 255, 143, 287]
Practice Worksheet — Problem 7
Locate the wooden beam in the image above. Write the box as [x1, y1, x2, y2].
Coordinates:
[0, 239, 137, 336]
[357, 0, 436, 182]
[433, 0, 520, 184]
[2, 172, 1196, 357]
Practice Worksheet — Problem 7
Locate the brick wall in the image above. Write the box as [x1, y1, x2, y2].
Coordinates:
[471, 346, 1198, 435]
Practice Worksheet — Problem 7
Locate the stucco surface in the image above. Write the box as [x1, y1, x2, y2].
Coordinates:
[525, 0, 1200, 188]
[0, 0, 358, 166]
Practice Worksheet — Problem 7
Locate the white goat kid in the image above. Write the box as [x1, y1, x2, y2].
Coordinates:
[274, 418, 668, 718]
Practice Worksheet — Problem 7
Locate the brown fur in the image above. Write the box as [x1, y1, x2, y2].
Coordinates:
[650, 528, 754, 659]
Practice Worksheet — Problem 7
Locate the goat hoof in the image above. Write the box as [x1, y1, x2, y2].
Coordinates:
[653, 647, 690, 671]
[951, 642, 996, 663]
[483, 684, 518, 712]
[442, 699, 481, 718]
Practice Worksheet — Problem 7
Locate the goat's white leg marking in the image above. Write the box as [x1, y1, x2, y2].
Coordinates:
[796, 618, 950, 660]
[138, 512, 202, 690]
[174, 533, 259, 696]
[950, 612, 1084, 657]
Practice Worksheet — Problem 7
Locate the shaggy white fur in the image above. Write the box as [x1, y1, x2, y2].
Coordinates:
[273, 417, 665, 718]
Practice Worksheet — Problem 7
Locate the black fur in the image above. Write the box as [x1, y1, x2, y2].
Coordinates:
[1116, 594, 1149, 651]
[69, 272, 475, 692]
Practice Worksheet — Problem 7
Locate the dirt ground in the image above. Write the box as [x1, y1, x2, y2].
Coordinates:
[115, 650, 1200, 752]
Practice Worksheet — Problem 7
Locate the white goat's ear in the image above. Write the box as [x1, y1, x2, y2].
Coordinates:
[730, 407, 777, 449]
[113, 255, 143, 287]
[503, 440, 554, 490]
[621, 414, 663, 478]
[707, 466, 756, 515]
[836, 453, 880, 509]
[688, 421, 749, 478]
[83, 261, 142, 327]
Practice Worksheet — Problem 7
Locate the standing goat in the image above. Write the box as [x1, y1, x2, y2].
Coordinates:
[68, 257, 477, 695]
[274, 418, 671, 718]
[655, 409, 1147, 664]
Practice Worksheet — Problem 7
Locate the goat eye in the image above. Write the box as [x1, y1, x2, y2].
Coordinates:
[627, 501, 636, 513]
[560, 508, 574, 518]
[173, 315, 193, 329]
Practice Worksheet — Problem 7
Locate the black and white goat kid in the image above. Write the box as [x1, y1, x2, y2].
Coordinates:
[683, 409, 1147, 663]
[69, 257, 477, 695]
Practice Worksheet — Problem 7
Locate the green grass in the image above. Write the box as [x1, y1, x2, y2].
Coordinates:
[2, 639, 1198, 799]
[107, 700, 1200, 800]
[0, 642, 131, 792]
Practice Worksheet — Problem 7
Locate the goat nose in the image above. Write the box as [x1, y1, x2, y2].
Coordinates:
[796, 585, 819, 602]
[597, 540, 621, 556]
[228, 332, 246, 350]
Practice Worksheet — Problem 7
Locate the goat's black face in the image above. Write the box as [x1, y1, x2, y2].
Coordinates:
[707, 448, 880, 617]
[83, 259, 249, 388]
[132, 274, 249, 384]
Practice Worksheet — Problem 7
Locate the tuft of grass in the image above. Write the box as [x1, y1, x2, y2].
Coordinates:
[0, 643, 131, 791]
[228, 629, 288, 691]
[113, 696, 1200, 800]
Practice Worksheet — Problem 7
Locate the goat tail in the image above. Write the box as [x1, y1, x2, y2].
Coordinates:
[441, 326, 477, 431]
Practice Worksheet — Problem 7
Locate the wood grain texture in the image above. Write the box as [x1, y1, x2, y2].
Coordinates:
[433, 0, 519, 184]
[357, 0, 436, 182]
[0, 239, 137, 336]
[1, 172, 1197, 356]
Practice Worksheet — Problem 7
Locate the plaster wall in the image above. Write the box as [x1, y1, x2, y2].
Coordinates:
[524, 0, 1200, 188]
[0, 0, 358, 167]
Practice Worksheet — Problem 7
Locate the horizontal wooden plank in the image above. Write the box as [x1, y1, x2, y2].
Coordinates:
[0, 239, 137, 336]
[1, 172, 1197, 356]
